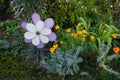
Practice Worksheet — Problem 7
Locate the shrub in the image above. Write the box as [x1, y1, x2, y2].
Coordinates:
[11, 0, 46, 21]
[0, 0, 13, 21]
[40, 47, 83, 78]
[11, 0, 120, 27]
[0, 20, 24, 54]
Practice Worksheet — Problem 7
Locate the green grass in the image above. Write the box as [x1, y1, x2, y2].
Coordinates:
[0, 52, 119, 80]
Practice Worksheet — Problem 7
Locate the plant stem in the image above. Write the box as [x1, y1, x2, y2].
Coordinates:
[36, 49, 40, 65]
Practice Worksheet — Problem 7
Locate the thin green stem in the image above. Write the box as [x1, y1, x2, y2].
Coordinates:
[36, 49, 41, 65]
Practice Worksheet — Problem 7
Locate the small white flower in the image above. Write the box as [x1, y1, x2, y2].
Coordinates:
[24, 20, 51, 46]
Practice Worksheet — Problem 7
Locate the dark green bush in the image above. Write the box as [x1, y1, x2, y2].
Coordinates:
[46, 0, 120, 28]
[0, 0, 13, 21]
[0, 20, 25, 54]
[11, 0, 47, 21]
[11, 0, 120, 27]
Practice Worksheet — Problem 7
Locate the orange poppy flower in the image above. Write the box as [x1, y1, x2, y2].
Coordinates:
[66, 28, 71, 32]
[53, 44, 58, 49]
[71, 33, 77, 39]
[90, 35, 95, 40]
[50, 47, 56, 53]
[77, 23, 81, 27]
[60, 41, 64, 44]
[113, 47, 119, 54]
[81, 37, 85, 41]
[77, 31, 82, 35]
[112, 34, 117, 39]
[55, 25, 60, 30]
[82, 29, 87, 34]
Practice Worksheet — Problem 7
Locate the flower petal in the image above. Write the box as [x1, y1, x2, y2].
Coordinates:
[37, 43, 45, 48]
[32, 36, 40, 45]
[47, 32, 57, 41]
[32, 13, 41, 24]
[26, 23, 36, 33]
[36, 21, 44, 32]
[40, 28, 51, 35]
[40, 35, 49, 43]
[44, 18, 54, 28]
[24, 38, 32, 43]
[24, 32, 36, 40]
[21, 22, 28, 29]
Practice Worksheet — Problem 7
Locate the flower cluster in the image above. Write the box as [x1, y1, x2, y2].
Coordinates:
[65, 25, 95, 42]
[53, 22, 96, 51]
[111, 34, 119, 54]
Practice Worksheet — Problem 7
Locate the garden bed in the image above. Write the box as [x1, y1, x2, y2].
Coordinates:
[0, 0, 120, 80]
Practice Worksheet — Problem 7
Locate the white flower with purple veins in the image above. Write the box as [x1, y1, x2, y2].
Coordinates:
[21, 13, 57, 48]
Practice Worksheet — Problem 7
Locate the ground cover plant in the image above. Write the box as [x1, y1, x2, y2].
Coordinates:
[0, 0, 120, 80]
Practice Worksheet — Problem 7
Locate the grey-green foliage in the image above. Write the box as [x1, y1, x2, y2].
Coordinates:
[40, 46, 83, 76]
[97, 43, 111, 62]
[11, 0, 47, 21]
[0, 40, 10, 50]
[104, 65, 120, 79]
[97, 43, 120, 79]
[108, 54, 120, 60]
[0, 39, 23, 54]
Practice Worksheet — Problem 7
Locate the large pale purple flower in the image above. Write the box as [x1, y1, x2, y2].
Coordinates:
[21, 13, 57, 48]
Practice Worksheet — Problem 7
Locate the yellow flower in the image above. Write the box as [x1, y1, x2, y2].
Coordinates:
[113, 47, 119, 54]
[82, 29, 87, 34]
[77, 23, 81, 27]
[60, 41, 64, 44]
[81, 37, 85, 41]
[77, 31, 82, 35]
[112, 34, 117, 39]
[66, 28, 71, 32]
[90, 35, 95, 40]
[50, 47, 56, 53]
[82, 34, 87, 37]
[53, 44, 58, 49]
[71, 33, 77, 39]
[55, 25, 60, 30]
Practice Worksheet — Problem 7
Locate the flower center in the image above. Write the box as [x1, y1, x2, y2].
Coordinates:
[36, 31, 40, 35]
